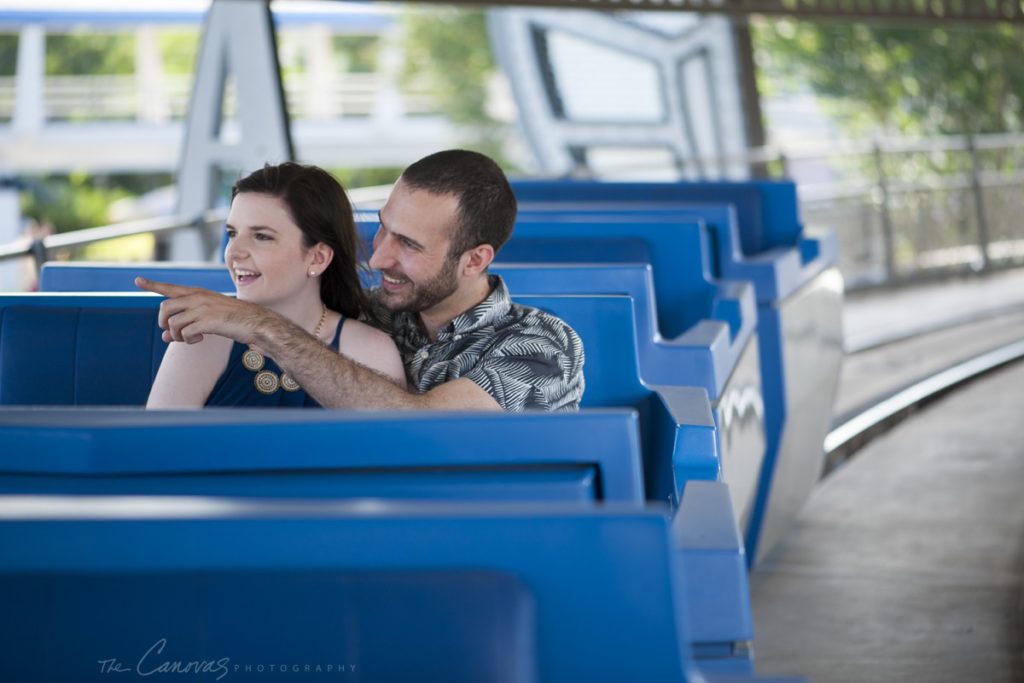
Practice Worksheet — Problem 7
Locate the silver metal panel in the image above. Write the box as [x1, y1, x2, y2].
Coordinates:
[756, 268, 844, 563]
[713, 332, 765, 533]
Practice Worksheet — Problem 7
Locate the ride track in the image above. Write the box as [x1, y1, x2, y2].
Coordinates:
[825, 298, 1024, 473]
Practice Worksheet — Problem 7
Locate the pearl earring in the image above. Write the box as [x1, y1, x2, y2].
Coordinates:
[308, 269, 316, 277]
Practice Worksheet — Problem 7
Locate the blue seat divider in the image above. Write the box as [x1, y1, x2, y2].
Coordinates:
[355, 215, 755, 346]
[503, 181, 843, 564]
[0, 296, 644, 505]
[493, 262, 749, 399]
[674, 480, 754, 676]
[39, 261, 233, 293]
[0, 497, 696, 682]
[38, 260, 752, 402]
[0, 407, 643, 504]
[511, 178, 800, 256]
[0, 293, 715, 507]
[513, 293, 767, 558]
[21, 278, 755, 528]
[515, 199, 838, 302]
[40, 260, 380, 291]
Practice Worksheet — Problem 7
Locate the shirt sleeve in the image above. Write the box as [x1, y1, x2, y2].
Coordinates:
[462, 315, 585, 412]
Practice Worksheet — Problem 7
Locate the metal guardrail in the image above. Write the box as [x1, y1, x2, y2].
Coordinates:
[0, 183, 395, 276]
[0, 210, 227, 274]
[0, 72, 440, 124]
[2, 130, 1024, 292]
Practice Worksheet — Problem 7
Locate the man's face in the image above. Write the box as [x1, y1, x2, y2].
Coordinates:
[369, 180, 463, 314]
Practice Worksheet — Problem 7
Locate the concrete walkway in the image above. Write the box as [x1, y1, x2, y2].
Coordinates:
[843, 268, 1024, 351]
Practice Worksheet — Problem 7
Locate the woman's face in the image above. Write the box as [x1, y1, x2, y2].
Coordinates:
[223, 192, 320, 308]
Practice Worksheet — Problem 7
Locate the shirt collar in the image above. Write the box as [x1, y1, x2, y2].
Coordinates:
[393, 274, 511, 345]
[442, 274, 511, 340]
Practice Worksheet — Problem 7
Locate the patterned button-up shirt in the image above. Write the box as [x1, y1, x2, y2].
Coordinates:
[369, 276, 584, 411]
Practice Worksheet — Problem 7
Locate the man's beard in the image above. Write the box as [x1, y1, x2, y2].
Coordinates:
[382, 256, 460, 313]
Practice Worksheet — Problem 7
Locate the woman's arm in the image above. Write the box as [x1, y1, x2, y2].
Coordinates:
[146, 334, 234, 409]
[338, 320, 408, 388]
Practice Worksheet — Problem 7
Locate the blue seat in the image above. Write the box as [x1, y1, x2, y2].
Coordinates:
[503, 180, 844, 564]
[39, 261, 233, 293]
[0, 497, 697, 682]
[0, 406, 644, 504]
[494, 260, 753, 398]
[15, 283, 755, 523]
[38, 260, 753, 400]
[363, 222, 765, 530]
[0, 296, 643, 505]
[0, 293, 714, 508]
[511, 178, 802, 257]
[0, 292, 760, 677]
[515, 294, 764, 536]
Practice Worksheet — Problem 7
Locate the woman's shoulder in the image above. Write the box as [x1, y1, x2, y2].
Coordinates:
[338, 317, 406, 386]
[166, 332, 236, 362]
[339, 317, 400, 355]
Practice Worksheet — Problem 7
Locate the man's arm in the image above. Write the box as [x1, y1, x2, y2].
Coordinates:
[136, 277, 500, 411]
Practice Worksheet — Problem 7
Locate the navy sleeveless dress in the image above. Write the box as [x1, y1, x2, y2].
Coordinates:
[206, 316, 345, 407]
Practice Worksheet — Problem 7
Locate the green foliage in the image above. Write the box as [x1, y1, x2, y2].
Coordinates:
[330, 167, 403, 190]
[401, 8, 493, 126]
[333, 35, 379, 73]
[159, 29, 200, 76]
[46, 32, 135, 76]
[0, 33, 17, 77]
[399, 7, 515, 167]
[20, 173, 137, 233]
[754, 20, 1024, 136]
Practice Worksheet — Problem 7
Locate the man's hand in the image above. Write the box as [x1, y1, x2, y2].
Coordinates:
[135, 277, 268, 345]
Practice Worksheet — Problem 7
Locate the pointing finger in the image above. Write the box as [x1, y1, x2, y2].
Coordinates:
[135, 276, 199, 298]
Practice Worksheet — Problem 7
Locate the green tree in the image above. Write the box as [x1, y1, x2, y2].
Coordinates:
[333, 35, 380, 73]
[20, 173, 132, 233]
[754, 20, 1024, 136]
[0, 33, 16, 76]
[159, 29, 201, 76]
[400, 7, 514, 167]
[46, 32, 135, 75]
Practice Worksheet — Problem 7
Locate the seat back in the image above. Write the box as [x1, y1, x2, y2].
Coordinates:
[511, 178, 802, 255]
[0, 498, 693, 682]
[0, 294, 645, 504]
[39, 262, 232, 293]
[0, 302, 166, 405]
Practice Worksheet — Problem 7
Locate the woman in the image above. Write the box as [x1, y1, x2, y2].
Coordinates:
[147, 163, 405, 408]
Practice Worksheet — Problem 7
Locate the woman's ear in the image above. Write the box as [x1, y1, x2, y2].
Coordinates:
[310, 243, 334, 274]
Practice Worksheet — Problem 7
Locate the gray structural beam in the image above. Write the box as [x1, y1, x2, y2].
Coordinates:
[489, 9, 751, 178]
[449, 0, 1024, 24]
[174, 0, 293, 260]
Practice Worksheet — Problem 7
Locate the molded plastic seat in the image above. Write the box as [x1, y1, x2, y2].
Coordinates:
[0, 296, 644, 505]
[499, 179, 843, 563]
[0, 497, 696, 682]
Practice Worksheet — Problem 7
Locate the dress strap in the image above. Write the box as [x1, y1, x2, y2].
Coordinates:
[330, 314, 346, 349]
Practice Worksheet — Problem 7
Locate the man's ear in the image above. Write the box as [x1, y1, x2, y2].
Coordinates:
[461, 244, 495, 277]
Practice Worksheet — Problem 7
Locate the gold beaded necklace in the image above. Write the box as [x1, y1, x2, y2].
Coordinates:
[242, 302, 326, 395]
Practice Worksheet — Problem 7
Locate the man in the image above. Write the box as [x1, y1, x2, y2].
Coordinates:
[138, 150, 584, 411]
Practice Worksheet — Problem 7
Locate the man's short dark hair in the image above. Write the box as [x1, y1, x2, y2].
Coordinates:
[400, 149, 517, 260]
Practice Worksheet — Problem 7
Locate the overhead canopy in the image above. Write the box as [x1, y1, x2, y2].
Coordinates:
[429, 0, 1024, 24]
